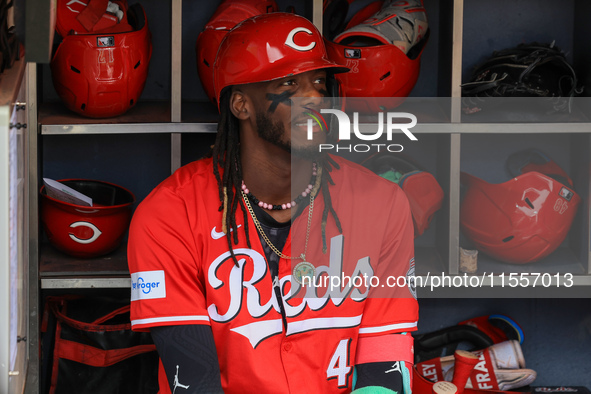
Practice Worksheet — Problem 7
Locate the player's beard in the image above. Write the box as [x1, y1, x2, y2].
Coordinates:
[255, 111, 323, 161]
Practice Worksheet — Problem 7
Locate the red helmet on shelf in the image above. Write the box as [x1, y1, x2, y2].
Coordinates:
[51, 3, 152, 118]
[324, 0, 429, 112]
[213, 12, 349, 108]
[362, 153, 444, 238]
[195, 0, 278, 105]
[460, 151, 580, 264]
[40, 179, 136, 258]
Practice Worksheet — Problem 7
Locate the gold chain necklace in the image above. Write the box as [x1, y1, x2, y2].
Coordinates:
[241, 165, 322, 284]
[242, 191, 314, 261]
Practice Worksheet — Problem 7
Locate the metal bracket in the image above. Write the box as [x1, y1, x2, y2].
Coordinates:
[9, 123, 27, 129]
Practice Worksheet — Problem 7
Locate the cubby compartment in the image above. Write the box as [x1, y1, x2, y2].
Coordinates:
[418, 298, 591, 387]
[459, 133, 590, 276]
[38, 0, 173, 125]
[39, 133, 172, 286]
[462, 0, 584, 86]
[327, 132, 454, 276]
[460, 0, 591, 125]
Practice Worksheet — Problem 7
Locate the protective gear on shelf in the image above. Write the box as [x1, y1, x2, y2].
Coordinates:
[414, 314, 524, 364]
[460, 150, 580, 264]
[325, 0, 429, 112]
[40, 179, 135, 258]
[415, 340, 537, 391]
[51, 2, 152, 118]
[362, 153, 443, 238]
[462, 42, 583, 114]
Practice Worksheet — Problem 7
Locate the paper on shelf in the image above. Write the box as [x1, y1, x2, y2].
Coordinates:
[43, 178, 93, 206]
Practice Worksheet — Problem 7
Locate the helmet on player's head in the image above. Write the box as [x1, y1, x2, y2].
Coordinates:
[325, 0, 429, 113]
[213, 12, 349, 110]
[460, 150, 580, 264]
[196, 0, 278, 105]
[362, 153, 444, 238]
[51, 3, 152, 118]
[40, 179, 136, 258]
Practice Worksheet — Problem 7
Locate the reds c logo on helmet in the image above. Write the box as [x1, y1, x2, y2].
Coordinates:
[212, 12, 349, 109]
[69, 221, 103, 244]
[285, 27, 317, 51]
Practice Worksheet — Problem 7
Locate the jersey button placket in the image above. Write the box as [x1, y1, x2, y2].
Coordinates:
[283, 342, 292, 352]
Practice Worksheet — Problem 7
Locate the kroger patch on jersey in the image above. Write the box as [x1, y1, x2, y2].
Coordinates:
[131, 270, 166, 301]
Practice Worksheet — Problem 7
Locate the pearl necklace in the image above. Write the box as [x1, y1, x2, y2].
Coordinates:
[241, 162, 318, 210]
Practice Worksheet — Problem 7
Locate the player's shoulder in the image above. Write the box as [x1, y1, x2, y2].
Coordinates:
[138, 157, 217, 211]
[155, 157, 215, 195]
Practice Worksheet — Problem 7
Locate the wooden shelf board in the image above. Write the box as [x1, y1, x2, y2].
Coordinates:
[473, 247, 586, 275]
[39, 242, 129, 277]
[39, 101, 171, 125]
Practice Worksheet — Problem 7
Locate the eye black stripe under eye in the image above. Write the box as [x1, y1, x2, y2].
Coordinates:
[266, 91, 295, 113]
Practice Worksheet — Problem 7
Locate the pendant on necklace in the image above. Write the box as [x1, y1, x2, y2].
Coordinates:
[293, 261, 316, 285]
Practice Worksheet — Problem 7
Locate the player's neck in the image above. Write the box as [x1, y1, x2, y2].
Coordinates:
[240, 143, 314, 222]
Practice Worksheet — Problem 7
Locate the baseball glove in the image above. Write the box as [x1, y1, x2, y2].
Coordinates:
[461, 42, 583, 113]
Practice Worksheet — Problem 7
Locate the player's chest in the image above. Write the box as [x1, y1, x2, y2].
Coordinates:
[202, 232, 375, 321]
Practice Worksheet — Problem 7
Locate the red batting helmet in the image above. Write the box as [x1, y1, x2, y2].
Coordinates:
[40, 179, 135, 258]
[460, 150, 580, 264]
[362, 153, 444, 238]
[196, 0, 278, 105]
[213, 12, 349, 109]
[51, 3, 152, 118]
[325, 0, 429, 112]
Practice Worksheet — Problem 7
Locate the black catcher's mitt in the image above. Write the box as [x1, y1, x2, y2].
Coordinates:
[461, 42, 583, 113]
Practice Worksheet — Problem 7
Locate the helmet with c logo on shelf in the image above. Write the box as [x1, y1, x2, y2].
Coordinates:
[40, 179, 135, 258]
[460, 149, 580, 264]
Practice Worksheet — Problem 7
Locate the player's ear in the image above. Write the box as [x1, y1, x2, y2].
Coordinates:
[230, 90, 250, 120]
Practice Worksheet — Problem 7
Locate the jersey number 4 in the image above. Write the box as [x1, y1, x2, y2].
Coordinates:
[326, 339, 352, 388]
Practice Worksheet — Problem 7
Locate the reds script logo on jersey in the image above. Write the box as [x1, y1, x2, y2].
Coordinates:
[207, 234, 373, 348]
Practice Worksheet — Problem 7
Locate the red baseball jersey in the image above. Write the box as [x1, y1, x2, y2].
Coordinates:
[128, 155, 418, 393]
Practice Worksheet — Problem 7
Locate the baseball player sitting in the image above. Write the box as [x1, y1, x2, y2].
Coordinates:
[128, 12, 418, 394]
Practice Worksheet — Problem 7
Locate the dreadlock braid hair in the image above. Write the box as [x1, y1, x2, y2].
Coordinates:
[320, 155, 342, 252]
[212, 89, 252, 266]
[211, 88, 342, 266]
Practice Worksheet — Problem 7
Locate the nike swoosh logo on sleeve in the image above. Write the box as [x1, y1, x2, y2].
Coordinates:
[211, 225, 242, 240]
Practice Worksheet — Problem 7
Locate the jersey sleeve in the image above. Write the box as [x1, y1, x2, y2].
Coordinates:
[128, 185, 210, 331]
[358, 184, 419, 337]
